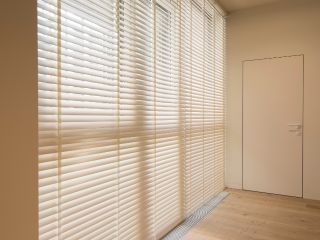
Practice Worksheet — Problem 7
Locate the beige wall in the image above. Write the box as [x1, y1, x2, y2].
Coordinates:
[226, 0, 320, 200]
[0, 1, 38, 239]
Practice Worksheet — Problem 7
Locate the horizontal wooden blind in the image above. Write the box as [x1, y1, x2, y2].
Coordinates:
[38, 0, 225, 239]
[181, 0, 225, 216]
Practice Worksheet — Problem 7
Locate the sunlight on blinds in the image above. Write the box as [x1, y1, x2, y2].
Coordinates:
[38, 0, 226, 239]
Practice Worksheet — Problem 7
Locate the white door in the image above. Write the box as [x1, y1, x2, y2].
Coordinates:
[243, 56, 303, 197]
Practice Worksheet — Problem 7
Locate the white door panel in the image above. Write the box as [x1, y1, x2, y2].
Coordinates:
[243, 56, 303, 197]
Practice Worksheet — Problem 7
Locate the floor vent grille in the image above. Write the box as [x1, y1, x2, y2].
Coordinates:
[161, 191, 229, 240]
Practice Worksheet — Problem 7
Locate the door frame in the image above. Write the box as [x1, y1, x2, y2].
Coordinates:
[241, 54, 305, 197]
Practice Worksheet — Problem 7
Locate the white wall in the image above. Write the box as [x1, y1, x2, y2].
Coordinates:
[0, 1, 38, 239]
[226, 0, 320, 200]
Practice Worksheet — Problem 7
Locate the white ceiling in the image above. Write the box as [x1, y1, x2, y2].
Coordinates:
[217, 0, 283, 12]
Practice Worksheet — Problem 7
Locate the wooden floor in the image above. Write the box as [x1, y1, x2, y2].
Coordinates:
[183, 189, 320, 240]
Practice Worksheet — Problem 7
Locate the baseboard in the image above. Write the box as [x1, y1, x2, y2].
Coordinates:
[225, 183, 242, 190]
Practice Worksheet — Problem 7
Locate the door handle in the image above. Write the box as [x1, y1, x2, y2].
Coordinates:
[288, 123, 302, 129]
[288, 122, 302, 135]
[288, 123, 301, 128]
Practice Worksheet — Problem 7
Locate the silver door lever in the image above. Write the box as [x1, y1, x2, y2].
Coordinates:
[288, 122, 302, 136]
[288, 123, 302, 129]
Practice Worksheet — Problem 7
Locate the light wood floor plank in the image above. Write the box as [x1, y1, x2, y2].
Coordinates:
[183, 189, 320, 240]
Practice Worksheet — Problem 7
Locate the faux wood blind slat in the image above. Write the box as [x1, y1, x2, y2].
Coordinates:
[38, 0, 225, 239]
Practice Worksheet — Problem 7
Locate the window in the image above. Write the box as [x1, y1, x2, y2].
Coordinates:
[38, 0, 225, 239]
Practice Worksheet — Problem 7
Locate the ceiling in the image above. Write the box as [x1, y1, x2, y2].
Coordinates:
[217, 0, 283, 13]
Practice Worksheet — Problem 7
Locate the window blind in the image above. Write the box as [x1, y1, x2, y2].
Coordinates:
[38, 0, 225, 239]
[181, 0, 226, 216]
[118, 1, 155, 239]
[154, 1, 183, 238]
